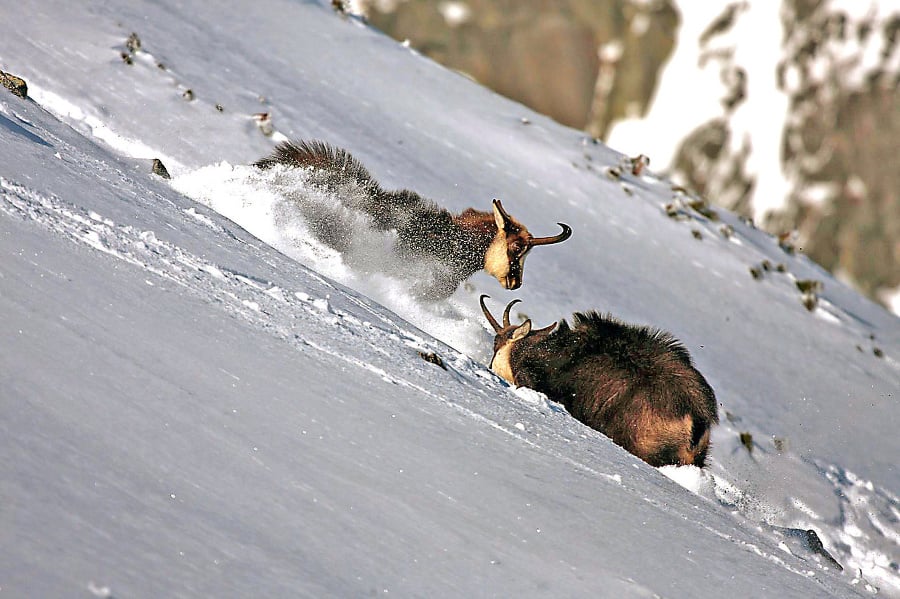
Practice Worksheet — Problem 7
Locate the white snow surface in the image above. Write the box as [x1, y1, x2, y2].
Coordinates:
[1, 1, 898, 597]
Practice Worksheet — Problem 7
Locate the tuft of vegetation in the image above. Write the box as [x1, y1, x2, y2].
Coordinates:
[120, 32, 142, 66]
[795, 279, 823, 294]
[778, 231, 798, 254]
[801, 292, 819, 311]
[126, 32, 142, 53]
[687, 198, 719, 221]
[664, 200, 690, 221]
[739, 432, 753, 454]
[629, 154, 649, 176]
[797, 279, 824, 310]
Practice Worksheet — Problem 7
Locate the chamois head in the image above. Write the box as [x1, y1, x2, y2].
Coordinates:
[483, 200, 571, 290]
[480, 296, 557, 384]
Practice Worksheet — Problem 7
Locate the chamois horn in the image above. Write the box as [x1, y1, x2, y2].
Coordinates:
[530, 223, 572, 246]
[492, 199, 572, 246]
[503, 299, 522, 328]
[480, 295, 502, 332]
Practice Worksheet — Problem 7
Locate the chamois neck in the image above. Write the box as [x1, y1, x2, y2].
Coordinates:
[454, 208, 498, 254]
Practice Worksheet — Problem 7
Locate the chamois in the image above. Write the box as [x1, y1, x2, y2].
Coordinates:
[254, 140, 571, 298]
[480, 297, 718, 467]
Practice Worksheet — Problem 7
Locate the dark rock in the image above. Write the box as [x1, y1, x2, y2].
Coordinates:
[151, 158, 171, 179]
[0, 70, 28, 98]
[417, 351, 447, 370]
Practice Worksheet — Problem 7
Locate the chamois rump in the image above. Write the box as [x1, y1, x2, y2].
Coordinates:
[254, 140, 571, 299]
[480, 297, 718, 467]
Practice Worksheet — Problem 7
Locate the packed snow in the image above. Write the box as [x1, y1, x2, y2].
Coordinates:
[1, 0, 898, 597]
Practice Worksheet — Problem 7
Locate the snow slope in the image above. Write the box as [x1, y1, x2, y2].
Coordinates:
[1, 0, 898, 596]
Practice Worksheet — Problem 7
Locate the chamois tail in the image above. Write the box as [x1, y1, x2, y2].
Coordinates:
[254, 140, 374, 187]
[254, 139, 429, 231]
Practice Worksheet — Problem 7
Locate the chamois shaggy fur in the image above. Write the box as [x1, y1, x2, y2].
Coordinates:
[254, 140, 570, 298]
[483, 300, 718, 467]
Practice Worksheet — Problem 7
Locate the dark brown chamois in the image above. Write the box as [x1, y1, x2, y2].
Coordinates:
[480, 297, 719, 467]
[254, 140, 571, 298]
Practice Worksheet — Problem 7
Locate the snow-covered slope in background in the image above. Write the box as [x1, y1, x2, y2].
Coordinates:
[608, 0, 900, 312]
[1, 1, 898, 596]
[608, 1, 790, 219]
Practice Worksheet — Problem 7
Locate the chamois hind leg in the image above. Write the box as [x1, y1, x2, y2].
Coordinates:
[634, 412, 706, 467]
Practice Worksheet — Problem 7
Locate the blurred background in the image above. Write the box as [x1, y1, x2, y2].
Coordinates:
[349, 0, 899, 314]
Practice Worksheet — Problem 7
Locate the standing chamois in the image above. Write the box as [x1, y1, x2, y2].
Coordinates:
[480, 297, 719, 467]
[254, 140, 571, 298]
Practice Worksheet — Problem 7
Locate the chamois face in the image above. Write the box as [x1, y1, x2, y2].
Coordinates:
[482, 200, 572, 290]
[480, 296, 556, 385]
[489, 320, 532, 384]
[484, 203, 532, 290]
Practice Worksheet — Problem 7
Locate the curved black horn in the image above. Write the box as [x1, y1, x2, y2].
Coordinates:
[479, 295, 502, 333]
[502, 299, 522, 328]
[530, 223, 572, 246]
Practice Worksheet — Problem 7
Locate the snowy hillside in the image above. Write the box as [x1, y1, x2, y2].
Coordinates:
[1, 0, 898, 597]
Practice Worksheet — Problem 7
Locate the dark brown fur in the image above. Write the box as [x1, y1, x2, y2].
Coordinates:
[255, 140, 570, 298]
[482, 298, 718, 467]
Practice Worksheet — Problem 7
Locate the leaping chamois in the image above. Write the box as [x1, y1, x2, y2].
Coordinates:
[254, 140, 571, 298]
[480, 297, 719, 467]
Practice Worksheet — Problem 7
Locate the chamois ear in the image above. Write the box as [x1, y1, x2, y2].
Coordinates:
[511, 319, 532, 341]
[492, 199, 509, 231]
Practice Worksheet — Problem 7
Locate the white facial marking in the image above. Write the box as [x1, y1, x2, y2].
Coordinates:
[490, 344, 516, 384]
[484, 232, 510, 283]
[490, 321, 531, 384]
